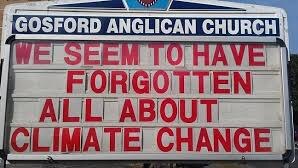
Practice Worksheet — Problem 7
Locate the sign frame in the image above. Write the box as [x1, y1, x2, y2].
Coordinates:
[0, 0, 294, 163]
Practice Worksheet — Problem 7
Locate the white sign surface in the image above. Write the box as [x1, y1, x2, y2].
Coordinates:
[8, 41, 283, 154]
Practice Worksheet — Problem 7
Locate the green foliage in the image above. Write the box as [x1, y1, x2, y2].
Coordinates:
[289, 54, 298, 125]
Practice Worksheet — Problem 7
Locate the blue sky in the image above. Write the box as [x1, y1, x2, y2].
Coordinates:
[225, 0, 298, 54]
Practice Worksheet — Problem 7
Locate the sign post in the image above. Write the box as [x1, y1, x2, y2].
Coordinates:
[0, 0, 294, 165]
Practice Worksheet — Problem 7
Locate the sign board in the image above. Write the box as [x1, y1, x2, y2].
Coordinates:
[0, 0, 294, 162]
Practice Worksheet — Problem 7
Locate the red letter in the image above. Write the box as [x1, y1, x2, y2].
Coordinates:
[213, 128, 231, 152]
[110, 71, 128, 93]
[233, 72, 252, 94]
[61, 128, 81, 152]
[193, 43, 209, 66]
[249, 44, 265, 66]
[83, 128, 100, 152]
[153, 70, 170, 94]
[85, 98, 102, 122]
[160, 98, 177, 123]
[196, 128, 212, 152]
[231, 44, 246, 66]
[167, 43, 183, 65]
[200, 99, 217, 122]
[39, 99, 57, 122]
[15, 42, 32, 64]
[192, 71, 209, 93]
[176, 128, 193, 151]
[32, 128, 50, 152]
[234, 128, 251, 153]
[122, 43, 139, 65]
[64, 42, 81, 65]
[139, 99, 156, 122]
[10, 127, 29, 152]
[132, 70, 149, 94]
[213, 71, 230, 94]
[104, 128, 121, 152]
[66, 70, 84, 93]
[254, 128, 271, 152]
[84, 43, 100, 65]
[157, 127, 174, 152]
[53, 128, 60, 152]
[62, 99, 80, 122]
[148, 43, 164, 65]
[180, 100, 197, 123]
[124, 128, 141, 151]
[102, 43, 119, 65]
[119, 99, 137, 122]
[212, 44, 227, 66]
[34, 43, 51, 64]
[90, 70, 107, 93]
[173, 71, 190, 93]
